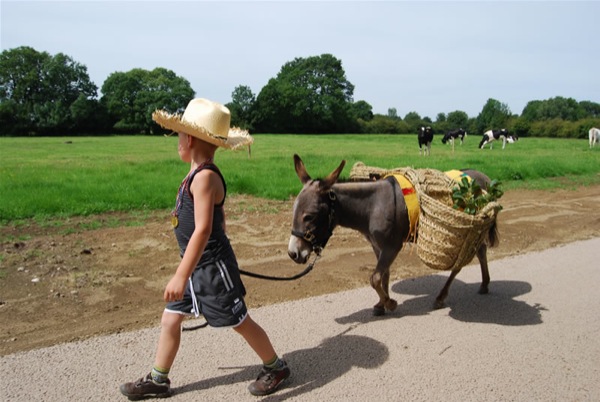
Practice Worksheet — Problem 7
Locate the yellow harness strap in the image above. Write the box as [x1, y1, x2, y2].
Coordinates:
[444, 169, 472, 183]
[385, 170, 471, 242]
[385, 173, 419, 241]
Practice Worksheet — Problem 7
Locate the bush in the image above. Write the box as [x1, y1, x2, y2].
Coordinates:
[525, 118, 600, 138]
[359, 115, 410, 134]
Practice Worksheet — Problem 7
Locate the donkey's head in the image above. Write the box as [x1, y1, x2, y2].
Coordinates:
[288, 154, 346, 264]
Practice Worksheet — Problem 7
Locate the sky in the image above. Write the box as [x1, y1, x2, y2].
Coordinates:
[1, 1, 599, 119]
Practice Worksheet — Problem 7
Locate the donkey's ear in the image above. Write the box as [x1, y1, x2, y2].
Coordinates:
[321, 160, 346, 190]
[294, 154, 311, 184]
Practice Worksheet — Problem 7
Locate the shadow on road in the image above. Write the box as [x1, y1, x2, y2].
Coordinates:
[174, 330, 389, 400]
[335, 275, 545, 327]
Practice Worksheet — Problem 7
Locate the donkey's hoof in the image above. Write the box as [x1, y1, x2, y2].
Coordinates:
[433, 299, 446, 310]
[373, 306, 385, 316]
[478, 286, 489, 295]
[385, 298, 398, 311]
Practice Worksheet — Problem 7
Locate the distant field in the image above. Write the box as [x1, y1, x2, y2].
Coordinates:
[1, 134, 599, 222]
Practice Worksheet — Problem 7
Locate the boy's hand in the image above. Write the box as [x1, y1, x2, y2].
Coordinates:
[164, 274, 187, 302]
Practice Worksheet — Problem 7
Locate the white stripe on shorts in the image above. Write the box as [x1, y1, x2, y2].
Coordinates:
[217, 260, 234, 291]
[189, 277, 200, 318]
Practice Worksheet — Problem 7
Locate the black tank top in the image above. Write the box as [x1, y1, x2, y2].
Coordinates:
[173, 163, 235, 267]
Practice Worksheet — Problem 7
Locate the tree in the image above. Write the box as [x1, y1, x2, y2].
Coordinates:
[403, 111, 424, 133]
[446, 110, 469, 129]
[521, 96, 594, 122]
[70, 94, 111, 134]
[434, 112, 448, 133]
[579, 100, 600, 118]
[387, 108, 398, 120]
[101, 68, 194, 134]
[1, 46, 49, 133]
[0, 46, 97, 135]
[254, 54, 356, 133]
[226, 85, 256, 130]
[476, 98, 511, 132]
[520, 100, 543, 122]
[351, 100, 374, 121]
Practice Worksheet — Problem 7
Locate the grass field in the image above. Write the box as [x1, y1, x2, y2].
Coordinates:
[1, 134, 599, 223]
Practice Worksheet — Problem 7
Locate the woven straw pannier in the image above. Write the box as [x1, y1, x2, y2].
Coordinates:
[349, 163, 502, 271]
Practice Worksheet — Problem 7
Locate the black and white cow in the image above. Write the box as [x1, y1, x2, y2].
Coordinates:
[418, 126, 434, 155]
[442, 128, 467, 145]
[479, 129, 518, 150]
[441, 128, 467, 151]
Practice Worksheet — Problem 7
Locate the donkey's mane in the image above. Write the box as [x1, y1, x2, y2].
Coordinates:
[313, 177, 372, 184]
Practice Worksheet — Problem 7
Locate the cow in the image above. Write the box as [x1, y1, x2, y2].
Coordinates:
[441, 128, 467, 152]
[418, 126, 434, 155]
[589, 127, 600, 148]
[479, 129, 518, 150]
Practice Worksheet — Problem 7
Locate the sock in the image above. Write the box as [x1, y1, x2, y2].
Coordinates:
[151, 366, 170, 384]
[264, 355, 284, 370]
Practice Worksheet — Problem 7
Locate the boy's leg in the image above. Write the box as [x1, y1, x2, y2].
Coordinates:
[120, 311, 184, 400]
[234, 314, 290, 396]
[154, 311, 185, 370]
[233, 314, 276, 361]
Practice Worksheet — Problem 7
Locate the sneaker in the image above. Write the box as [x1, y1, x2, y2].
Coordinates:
[248, 360, 291, 396]
[119, 373, 171, 400]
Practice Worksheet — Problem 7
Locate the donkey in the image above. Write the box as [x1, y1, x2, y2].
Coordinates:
[287, 154, 499, 316]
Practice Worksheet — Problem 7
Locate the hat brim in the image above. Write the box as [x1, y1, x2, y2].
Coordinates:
[152, 110, 253, 150]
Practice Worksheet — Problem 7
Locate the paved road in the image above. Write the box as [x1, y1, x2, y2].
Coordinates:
[3, 238, 599, 401]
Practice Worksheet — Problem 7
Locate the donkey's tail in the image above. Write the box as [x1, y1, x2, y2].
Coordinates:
[487, 220, 499, 248]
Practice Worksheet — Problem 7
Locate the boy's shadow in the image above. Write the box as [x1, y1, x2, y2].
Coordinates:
[175, 329, 389, 400]
[336, 274, 545, 326]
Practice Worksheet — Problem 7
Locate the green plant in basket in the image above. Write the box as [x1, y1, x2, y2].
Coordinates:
[452, 177, 504, 215]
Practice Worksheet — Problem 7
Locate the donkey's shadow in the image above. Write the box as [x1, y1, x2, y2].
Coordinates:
[336, 274, 545, 326]
[174, 331, 388, 400]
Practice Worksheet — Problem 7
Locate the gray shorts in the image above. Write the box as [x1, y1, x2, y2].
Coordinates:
[165, 258, 248, 328]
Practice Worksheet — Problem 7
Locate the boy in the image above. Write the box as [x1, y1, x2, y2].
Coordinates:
[120, 98, 290, 400]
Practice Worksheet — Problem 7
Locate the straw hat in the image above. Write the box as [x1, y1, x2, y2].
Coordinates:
[152, 98, 253, 150]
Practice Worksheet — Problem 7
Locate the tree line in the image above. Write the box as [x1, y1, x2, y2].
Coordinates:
[1, 46, 599, 138]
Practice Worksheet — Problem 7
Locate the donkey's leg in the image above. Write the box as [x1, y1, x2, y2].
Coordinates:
[370, 251, 399, 316]
[434, 269, 461, 309]
[381, 268, 397, 312]
[370, 268, 397, 316]
[476, 243, 490, 295]
[435, 244, 490, 309]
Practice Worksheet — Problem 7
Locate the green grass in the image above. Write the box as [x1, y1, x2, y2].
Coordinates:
[1, 134, 599, 223]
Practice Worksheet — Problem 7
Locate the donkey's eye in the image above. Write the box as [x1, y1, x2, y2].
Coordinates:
[303, 214, 314, 223]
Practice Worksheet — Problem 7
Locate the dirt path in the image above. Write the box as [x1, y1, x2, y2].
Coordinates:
[1, 185, 599, 356]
